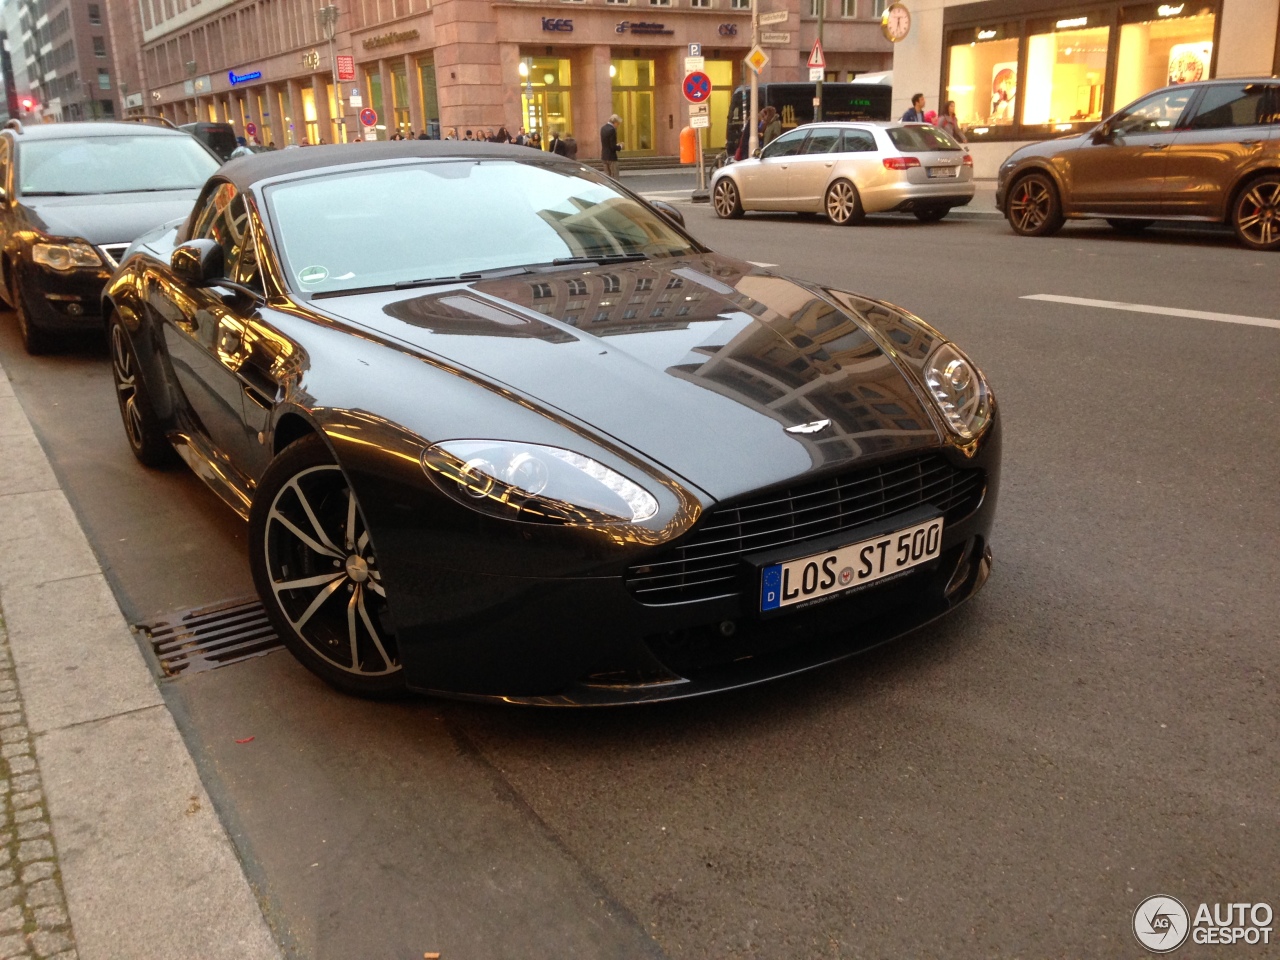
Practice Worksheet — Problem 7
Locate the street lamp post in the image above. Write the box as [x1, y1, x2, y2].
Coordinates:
[748, 0, 759, 157]
[316, 4, 342, 142]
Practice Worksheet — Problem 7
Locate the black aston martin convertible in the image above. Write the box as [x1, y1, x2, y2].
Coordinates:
[104, 141, 1000, 705]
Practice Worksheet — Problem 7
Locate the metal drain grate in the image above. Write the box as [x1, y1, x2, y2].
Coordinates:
[136, 597, 283, 677]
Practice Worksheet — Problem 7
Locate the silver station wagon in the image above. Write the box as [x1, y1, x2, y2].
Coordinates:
[711, 121, 976, 225]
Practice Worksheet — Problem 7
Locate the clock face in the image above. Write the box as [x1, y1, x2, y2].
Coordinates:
[882, 2, 911, 42]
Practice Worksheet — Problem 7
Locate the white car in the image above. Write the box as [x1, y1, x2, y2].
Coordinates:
[712, 121, 975, 225]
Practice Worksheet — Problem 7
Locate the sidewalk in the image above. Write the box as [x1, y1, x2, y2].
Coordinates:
[0, 364, 282, 960]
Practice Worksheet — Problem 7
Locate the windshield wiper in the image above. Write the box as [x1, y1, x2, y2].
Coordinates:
[21, 190, 91, 197]
[392, 265, 534, 290]
[550, 253, 651, 266]
[99, 187, 201, 194]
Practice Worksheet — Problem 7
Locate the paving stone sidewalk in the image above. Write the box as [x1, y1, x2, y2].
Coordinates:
[0, 616, 76, 960]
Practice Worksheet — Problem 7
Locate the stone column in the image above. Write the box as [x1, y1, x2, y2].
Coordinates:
[262, 82, 279, 144]
[578, 45, 613, 162]
[312, 74, 332, 142]
[497, 43, 520, 134]
[378, 58, 394, 138]
[287, 78, 306, 143]
[404, 53, 423, 135]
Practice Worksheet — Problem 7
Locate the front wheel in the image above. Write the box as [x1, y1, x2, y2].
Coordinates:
[9, 270, 53, 355]
[1006, 173, 1064, 237]
[712, 178, 744, 219]
[249, 434, 405, 698]
[824, 179, 864, 226]
[1231, 174, 1280, 251]
[914, 206, 949, 223]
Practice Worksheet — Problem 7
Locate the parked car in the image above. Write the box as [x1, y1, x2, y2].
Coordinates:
[0, 120, 221, 352]
[996, 78, 1280, 250]
[104, 141, 999, 704]
[725, 82, 893, 157]
[712, 122, 975, 224]
[178, 121, 239, 161]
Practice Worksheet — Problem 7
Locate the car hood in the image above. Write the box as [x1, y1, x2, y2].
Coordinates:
[312, 255, 944, 501]
[20, 189, 201, 245]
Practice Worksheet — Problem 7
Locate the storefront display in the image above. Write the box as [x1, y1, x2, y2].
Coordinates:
[1115, 4, 1216, 107]
[1022, 15, 1110, 129]
[946, 23, 1020, 130]
[520, 57, 574, 146]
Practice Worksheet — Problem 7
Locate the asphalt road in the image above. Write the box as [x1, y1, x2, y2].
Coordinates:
[1, 209, 1276, 960]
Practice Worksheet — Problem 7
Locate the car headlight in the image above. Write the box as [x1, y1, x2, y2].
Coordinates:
[32, 241, 102, 271]
[923, 342, 991, 440]
[422, 440, 660, 526]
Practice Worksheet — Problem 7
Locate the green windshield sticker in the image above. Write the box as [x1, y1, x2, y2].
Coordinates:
[299, 265, 329, 284]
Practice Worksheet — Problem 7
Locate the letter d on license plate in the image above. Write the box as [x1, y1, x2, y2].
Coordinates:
[759, 517, 944, 612]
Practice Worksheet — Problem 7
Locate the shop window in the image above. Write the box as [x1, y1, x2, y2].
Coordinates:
[1022, 15, 1110, 129]
[1185, 82, 1275, 129]
[946, 24, 1020, 132]
[520, 56, 573, 147]
[1115, 7, 1216, 111]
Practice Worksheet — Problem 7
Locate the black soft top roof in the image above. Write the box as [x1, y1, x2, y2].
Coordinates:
[218, 140, 570, 191]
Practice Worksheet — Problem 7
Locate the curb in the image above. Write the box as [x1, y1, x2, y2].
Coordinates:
[0, 363, 282, 960]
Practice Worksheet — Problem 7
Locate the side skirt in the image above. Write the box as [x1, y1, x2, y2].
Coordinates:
[170, 431, 254, 520]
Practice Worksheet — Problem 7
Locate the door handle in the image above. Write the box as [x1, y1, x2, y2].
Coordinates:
[824, 162, 834, 168]
[1240, 139, 1260, 146]
[1151, 143, 1169, 150]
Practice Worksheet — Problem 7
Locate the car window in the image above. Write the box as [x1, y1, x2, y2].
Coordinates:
[16, 135, 218, 195]
[0, 138, 10, 195]
[839, 129, 877, 153]
[761, 129, 808, 159]
[1110, 89, 1193, 136]
[1185, 83, 1276, 130]
[194, 185, 252, 282]
[800, 128, 842, 155]
[886, 125, 962, 152]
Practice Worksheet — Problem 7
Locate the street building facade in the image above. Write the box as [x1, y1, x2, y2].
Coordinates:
[891, 0, 1280, 175]
[129, 0, 894, 158]
[1, 0, 121, 120]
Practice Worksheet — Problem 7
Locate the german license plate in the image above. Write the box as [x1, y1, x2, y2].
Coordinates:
[927, 166, 958, 178]
[759, 516, 944, 612]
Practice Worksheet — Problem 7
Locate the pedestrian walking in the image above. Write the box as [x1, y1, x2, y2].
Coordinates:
[901, 93, 927, 123]
[936, 100, 967, 142]
[600, 114, 623, 177]
[495, 126, 512, 143]
[761, 106, 781, 147]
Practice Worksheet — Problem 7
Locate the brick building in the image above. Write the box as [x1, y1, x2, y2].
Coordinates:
[1, 0, 120, 120]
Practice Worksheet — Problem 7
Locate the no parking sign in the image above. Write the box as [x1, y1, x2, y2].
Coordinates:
[359, 107, 378, 127]
[682, 71, 712, 104]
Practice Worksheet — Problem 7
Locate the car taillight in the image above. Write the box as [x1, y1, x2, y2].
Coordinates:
[883, 157, 921, 170]
[962, 154, 974, 166]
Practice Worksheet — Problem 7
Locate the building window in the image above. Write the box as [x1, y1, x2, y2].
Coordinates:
[649, 0, 670, 5]
[567, 279, 587, 295]
[1115, 6, 1216, 110]
[946, 24, 1020, 132]
[730, 0, 750, 9]
[88, 3, 101, 23]
[841, 0, 855, 18]
[92, 35, 106, 57]
[97, 68, 110, 89]
[807, 0, 821, 16]
[690, 0, 711, 7]
[605, 0, 629, 5]
[602, 274, 621, 292]
[531, 282, 552, 298]
[1022, 14, 1110, 130]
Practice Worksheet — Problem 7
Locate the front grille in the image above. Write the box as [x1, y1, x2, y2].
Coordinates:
[99, 243, 130, 268]
[626, 455, 984, 606]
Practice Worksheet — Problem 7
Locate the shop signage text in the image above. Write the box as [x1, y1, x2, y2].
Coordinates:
[759, 10, 789, 25]
[1055, 16, 1089, 28]
[229, 69, 262, 85]
[302, 49, 320, 69]
[761, 32, 790, 44]
[336, 55, 355, 81]
[363, 28, 419, 50]
[616, 21, 674, 35]
[718, 23, 739, 36]
[977, 28, 997, 39]
[542, 17, 573, 31]
[1158, 3, 1185, 14]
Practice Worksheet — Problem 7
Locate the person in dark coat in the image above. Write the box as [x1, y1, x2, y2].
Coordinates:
[600, 114, 623, 177]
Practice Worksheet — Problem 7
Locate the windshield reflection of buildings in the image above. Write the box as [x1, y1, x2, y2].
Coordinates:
[403, 259, 939, 469]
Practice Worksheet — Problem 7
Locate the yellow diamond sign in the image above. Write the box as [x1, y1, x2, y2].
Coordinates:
[745, 45, 770, 74]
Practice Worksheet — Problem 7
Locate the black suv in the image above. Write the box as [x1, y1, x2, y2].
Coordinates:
[0, 120, 221, 352]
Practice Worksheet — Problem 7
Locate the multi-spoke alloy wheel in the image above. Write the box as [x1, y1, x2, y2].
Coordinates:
[250, 435, 404, 697]
[1232, 175, 1280, 251]
[824, 180, 863, 226]
[1006, 173, 1063, 237]
[712, 178, 743, 219]
[109, 314, 174, 467]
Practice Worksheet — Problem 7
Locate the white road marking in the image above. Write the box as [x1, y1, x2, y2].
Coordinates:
[1021, 294, 1280, 331]
[748, 261, 779, 268]
[640, 190, 693, 202]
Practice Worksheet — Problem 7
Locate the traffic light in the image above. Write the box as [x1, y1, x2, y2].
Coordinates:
[19, 97, 34, 113]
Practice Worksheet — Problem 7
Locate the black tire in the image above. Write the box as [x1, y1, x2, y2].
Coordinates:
[249, 434, 405, 699]
[914, 206, 949, 223]
[1106, 218, 1154, 234]
[1006, 172, 1064, 237]
[712, 177, 744, 219]
[824, 179, 864, 225]
[9, 269, 54, 355]
[109, 314, 176, 468]
[1230, 174, 1280, 251]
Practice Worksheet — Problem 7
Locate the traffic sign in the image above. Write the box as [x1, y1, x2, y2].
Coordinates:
[690, 115, 710, 129]
[745, 45, 769, 74]
[761, 31, 790, 44]
[688, 102, 709, 116]
[807, 38, 826, 69]
[682, 71, 712, 104]
[809, 67, 824, 81]
[689, 42, 702, 57]
[684, 56, 705, 73]
[359, 107, 378, 127]
[245, 121, 258, 138]
[760, 9, 789, 24]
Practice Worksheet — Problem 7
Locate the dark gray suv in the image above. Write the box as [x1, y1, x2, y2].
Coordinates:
[996, 79, 1280, 251]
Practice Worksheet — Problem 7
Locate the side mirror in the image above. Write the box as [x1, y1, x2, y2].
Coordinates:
[752, 147, 762, 159]
[1091, 123, 1113, 145]
[171, 239, 224, 287]
[650, 200, 685, 227]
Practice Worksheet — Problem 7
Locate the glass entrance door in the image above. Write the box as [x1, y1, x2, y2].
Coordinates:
[611, 59, 656, 155]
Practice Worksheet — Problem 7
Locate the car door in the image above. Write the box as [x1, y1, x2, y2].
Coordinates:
[159, 182, 264, 470]
[1163, 82, 1279, 218]
[787, 126, 843, 209]
[738, 128, 809, 208]
[1065, 87, 1194, 215]
[0, 135, 14, 303]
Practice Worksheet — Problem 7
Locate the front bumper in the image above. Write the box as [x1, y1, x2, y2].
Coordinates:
[15, 259, 113, 332]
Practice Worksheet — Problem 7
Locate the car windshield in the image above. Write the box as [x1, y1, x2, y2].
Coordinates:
[18, 135, 219, 195]
[265, 159, 700, 295]
[886, 126, 962, 152]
